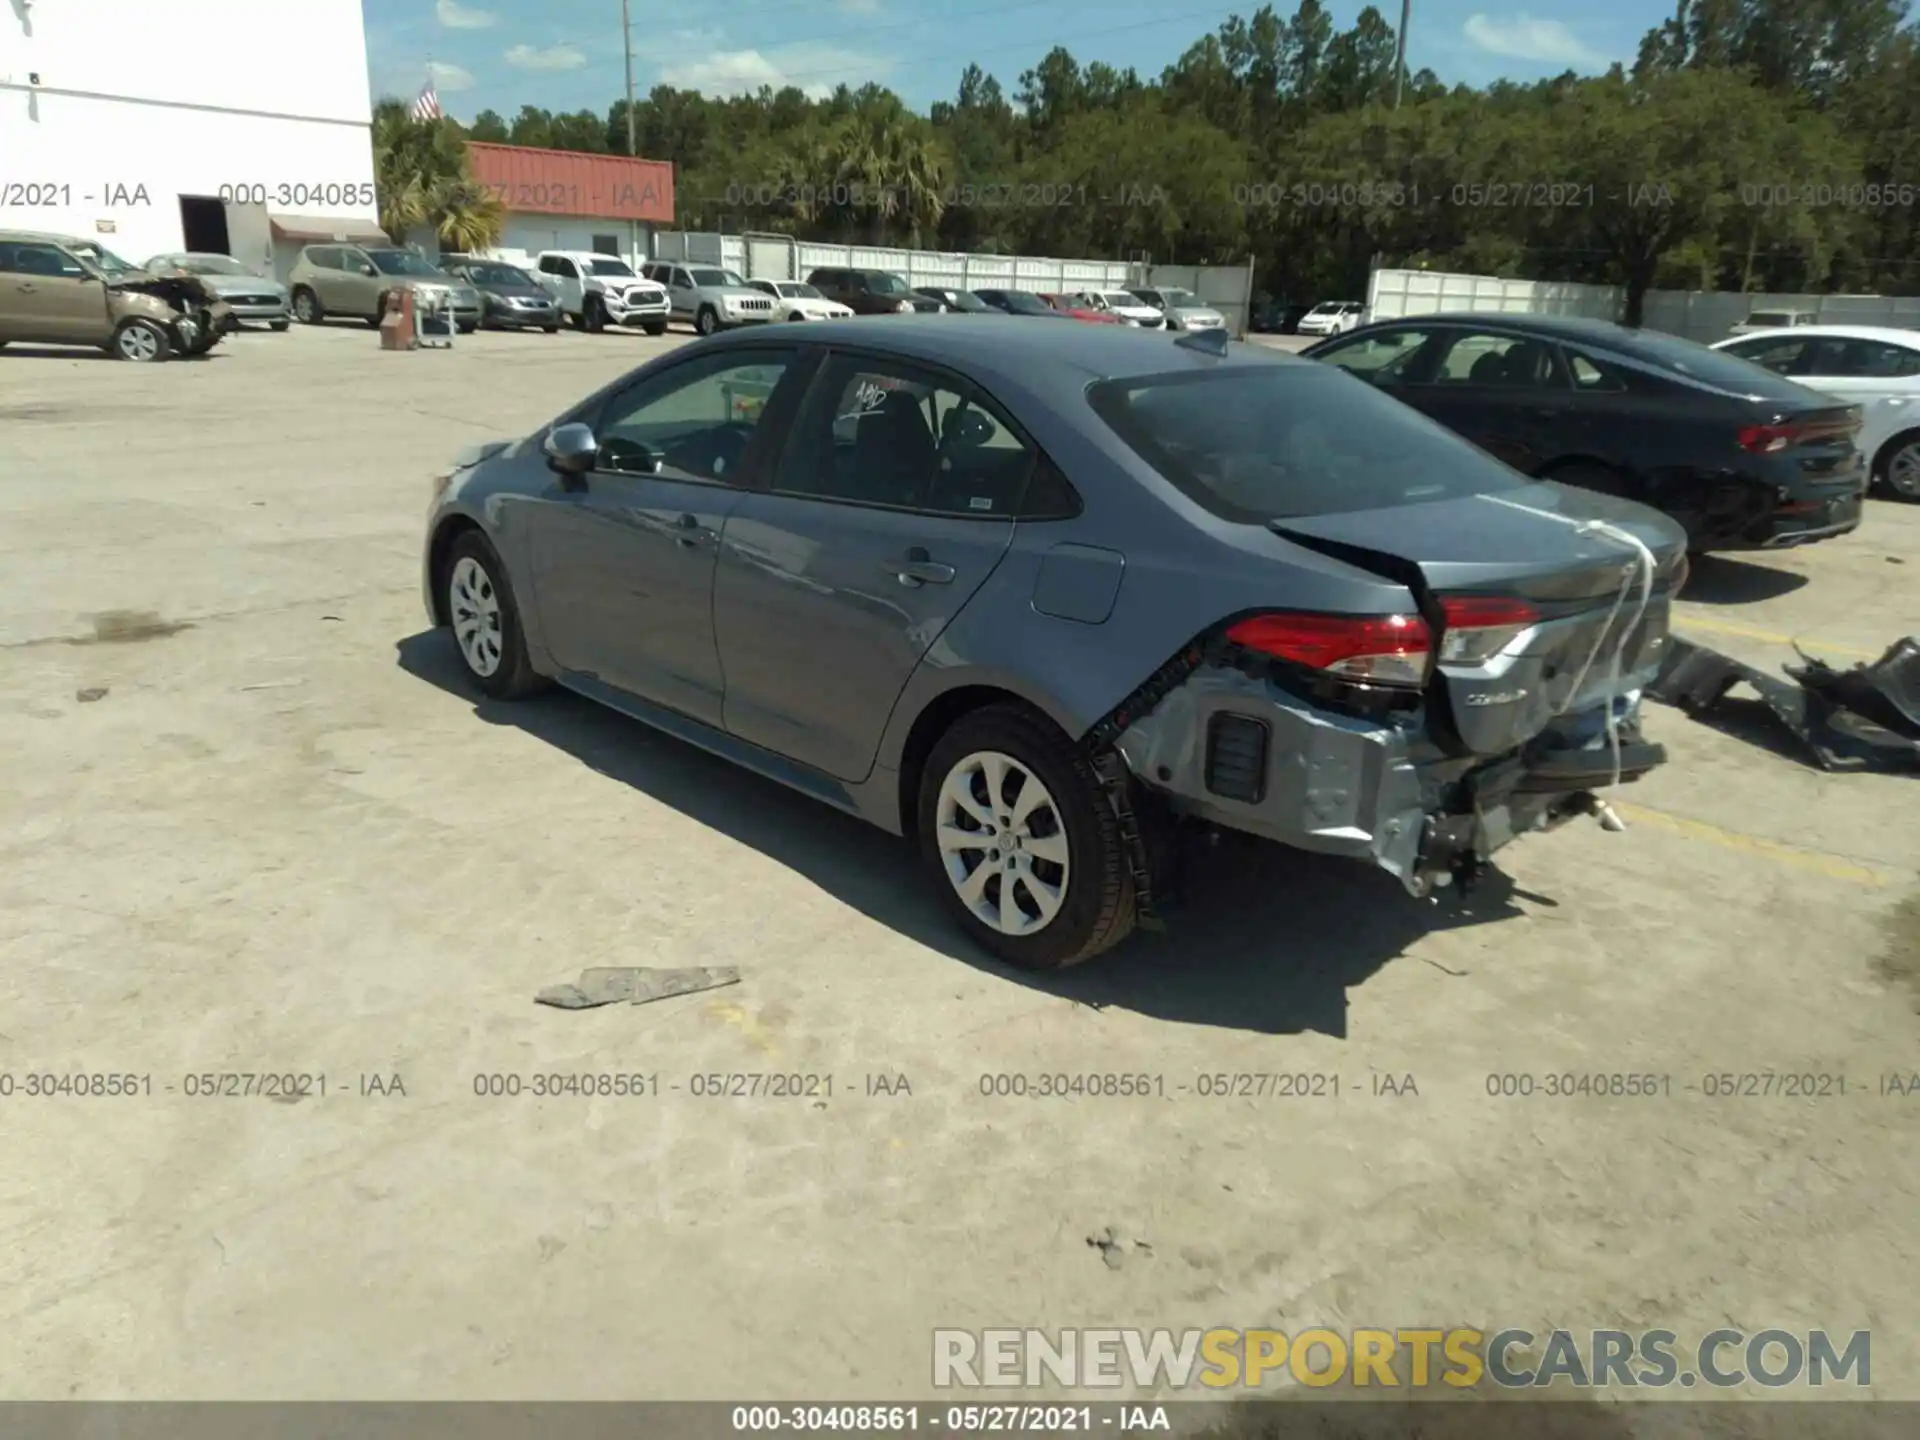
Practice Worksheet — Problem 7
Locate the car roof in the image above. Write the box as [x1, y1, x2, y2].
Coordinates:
[1360, 310, 1672, 345]
[703, 313, 1297, 383]
[1718, 324, 1920, 345]
[0, 230, 87, 245]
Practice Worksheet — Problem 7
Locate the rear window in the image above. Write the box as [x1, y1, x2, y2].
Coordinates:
[1087, 366, 1531, 522]
[1624, 329, 1817, 398]
[1745, 311, 1793, 327]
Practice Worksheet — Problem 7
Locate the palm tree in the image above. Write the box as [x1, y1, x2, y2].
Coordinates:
[370, 100, 505, 251]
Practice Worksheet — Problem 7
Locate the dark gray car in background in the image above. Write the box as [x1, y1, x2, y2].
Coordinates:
[441, 258, 562, 332]
[422, 317, 1687, 969]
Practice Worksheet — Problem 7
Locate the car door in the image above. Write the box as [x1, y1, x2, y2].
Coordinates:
[1794, 336, 1920, 462]
[1393, 328, 1576, 471]
[713, 349, 1027, 782]
[523, 345, 811, 727]
[334, 247, 381, 313]
[0, 240, 108, 342]
[540, 254, 584, 313]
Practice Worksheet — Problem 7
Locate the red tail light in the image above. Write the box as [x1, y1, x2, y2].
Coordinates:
[1437, 595, 1540, 666]
[1738, 424, 1799, 455]
[1226, 612, 1432, 688]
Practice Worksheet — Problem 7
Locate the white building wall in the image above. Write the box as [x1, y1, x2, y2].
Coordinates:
[0, 0, 376, 271]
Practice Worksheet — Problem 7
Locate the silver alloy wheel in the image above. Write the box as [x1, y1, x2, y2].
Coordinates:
[294, 291, 317, 323]
[448, 555, 505, 678]
[116, 323, 161, 361]
[1887, 439, 1920, 498]
[934, 750, 1071, 937]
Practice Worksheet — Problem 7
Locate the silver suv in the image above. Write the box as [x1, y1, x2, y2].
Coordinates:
[640, 261, 775, 335]
[287, 244, 482, 331]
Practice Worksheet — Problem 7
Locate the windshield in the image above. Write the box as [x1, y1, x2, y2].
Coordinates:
[1101, 292, 1143, 308]
[778, 283, 822, 299]
[1158, 289, 1198, 307]
[1087, 365, 1531, 521]
[72, 242, 137, 275]
[997, 291, 1051, 314]
[866, 272, 910, 295]
[689, 267, 747, 288]
[172, 255, 250, 276]
[588, 258, 636, 277]
[367, 249, 444, 277]
[943, 289, 989, 311]
[462, 263, 534, 286]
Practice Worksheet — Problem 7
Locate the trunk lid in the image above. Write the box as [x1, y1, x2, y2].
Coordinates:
[1269, 481, 1688, 757]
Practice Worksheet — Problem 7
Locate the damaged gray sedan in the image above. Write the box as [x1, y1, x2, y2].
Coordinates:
[422, 316, 1688, 969]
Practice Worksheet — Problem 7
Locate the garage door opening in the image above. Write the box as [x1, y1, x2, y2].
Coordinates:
[179, 195, 231, 254]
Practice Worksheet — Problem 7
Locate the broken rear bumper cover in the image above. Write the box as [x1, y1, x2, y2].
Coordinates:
[1114, 666, 1665, 897]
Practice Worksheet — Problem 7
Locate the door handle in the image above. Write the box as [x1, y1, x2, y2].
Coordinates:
[887, 546, 955, 586]
[673, 512, 709, 548]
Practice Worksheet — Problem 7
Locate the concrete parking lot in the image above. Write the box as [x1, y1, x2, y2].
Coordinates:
[1, 321, 1916, 1405]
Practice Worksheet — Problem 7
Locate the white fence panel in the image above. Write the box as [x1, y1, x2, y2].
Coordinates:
[657, 232, 1131, 294]
[1371, 267, 1920, 343]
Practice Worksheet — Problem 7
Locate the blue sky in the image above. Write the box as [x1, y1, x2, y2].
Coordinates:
[364, 0, 1669, 122]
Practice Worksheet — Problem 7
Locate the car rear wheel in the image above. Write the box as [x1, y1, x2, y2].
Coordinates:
[443, 534, 545, 701]
[644, 321, 667, 336]
[918, 706, 1135, 970]
[269, 320, 291, 332]
[111, 318, 170, 362]
[1876, 432, 1920, 500]
[291, 287, 323, 324]
[543, 324, 561, 334]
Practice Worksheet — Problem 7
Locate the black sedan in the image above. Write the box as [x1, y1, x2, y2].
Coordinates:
[442, 259, 562, 333]
[1303, 313, 1869, 552]
[915, 286, 994, 313]
[972, 288, 1070, 318]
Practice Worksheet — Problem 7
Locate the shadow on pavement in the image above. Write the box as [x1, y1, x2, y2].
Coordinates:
[1679, 553, 1809, 605]
[398, 630, 1535, 1038]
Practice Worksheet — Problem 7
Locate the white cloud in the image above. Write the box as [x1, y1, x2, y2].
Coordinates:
[504, 42, 589, 71]
[435, 0, 496, 29]
[660, 44, 887, 100]
[427, 61, 477, 91]
[1461, 13, 1604, 67]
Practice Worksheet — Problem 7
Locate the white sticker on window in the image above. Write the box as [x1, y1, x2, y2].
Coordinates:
[969, 496, 993, 511]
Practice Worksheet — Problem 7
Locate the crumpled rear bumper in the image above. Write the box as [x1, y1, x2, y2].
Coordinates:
[1114, 665, 1664, 896]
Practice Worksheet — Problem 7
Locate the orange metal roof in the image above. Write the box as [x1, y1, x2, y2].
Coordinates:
[465, 142, 674, 224]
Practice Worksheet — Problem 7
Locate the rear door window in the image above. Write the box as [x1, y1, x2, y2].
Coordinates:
[1426, 331, 1569, 388]
[1312, 327, 1431, 379]
[1722, 335, 1810, 375]
[1088, 364, 1531, 522]
[1621, 329, 1819, 399]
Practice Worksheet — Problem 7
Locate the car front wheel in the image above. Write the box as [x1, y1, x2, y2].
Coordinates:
[696, 306, 721, 336]
[291, 287, 322, 324]
[917, 706, 1136, 969]
[443, 533, 546, 700]
[112, 318, 170, 362]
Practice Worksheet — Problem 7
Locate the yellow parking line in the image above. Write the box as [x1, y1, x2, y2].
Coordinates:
[1676, 615, 1880, 661]
[1614, 803, 1892, 887]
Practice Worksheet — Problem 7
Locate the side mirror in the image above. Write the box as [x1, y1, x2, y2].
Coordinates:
[544, 423, 600, 475]
[361, 263, 377, 276]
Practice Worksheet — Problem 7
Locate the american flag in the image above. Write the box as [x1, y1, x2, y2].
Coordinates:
[411, 81, 442, 121]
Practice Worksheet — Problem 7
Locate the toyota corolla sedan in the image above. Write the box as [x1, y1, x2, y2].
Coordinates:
[423, 317, 1686, 969]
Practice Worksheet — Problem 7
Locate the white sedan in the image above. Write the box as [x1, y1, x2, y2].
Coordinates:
[748, 280, 853, 323]
[1714, 324, 1920, 499]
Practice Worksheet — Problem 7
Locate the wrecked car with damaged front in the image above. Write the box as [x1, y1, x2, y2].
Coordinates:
[0, 231, 236, 362]
[419, 316, 1688, 971]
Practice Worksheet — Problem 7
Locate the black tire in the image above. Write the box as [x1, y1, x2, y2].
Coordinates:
[457, 321, 477, 335]
[788, 311, 806, 323]
[916, 705, 1136, 970]
[1873, 431, 1920, 501]
[291, 287, 323, 324]
[111, 318, 170, 362]
[643, 321, 667, 336]
[366, 311, 385, 329]
[1546, 461, 1636, 500]
[441, 532, 547, 701]
[696, 305, 720, 337]
[543, 324, 561, 334]
[269, 320, 290, 332]
[583, 296, 606, 333]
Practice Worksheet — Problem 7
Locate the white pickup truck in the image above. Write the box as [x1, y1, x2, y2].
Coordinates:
[531, 251, 671, 334]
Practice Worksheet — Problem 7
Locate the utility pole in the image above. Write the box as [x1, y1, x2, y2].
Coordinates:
[622, 0, 637, 155]
[1393, 0, 1410, 109]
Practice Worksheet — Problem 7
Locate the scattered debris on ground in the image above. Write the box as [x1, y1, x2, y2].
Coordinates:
[1648, 635, 1920, 772]
[1086, 1226, 1152, 1270]
[535, 965, 741, 1010]
[75, 687, 108, 703]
